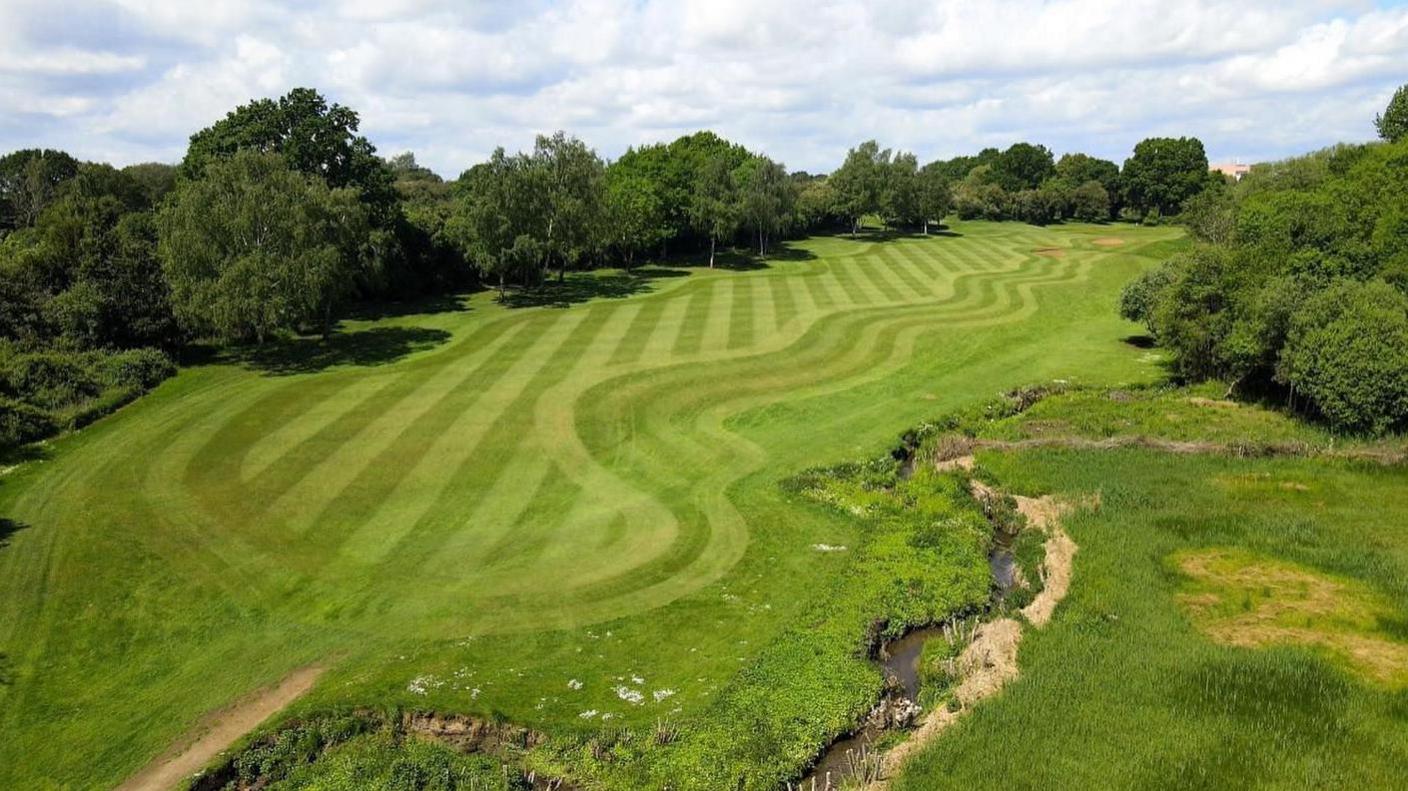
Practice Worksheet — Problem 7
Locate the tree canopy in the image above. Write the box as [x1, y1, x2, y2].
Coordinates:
[1376, 83, 1408, 143]
[158, 150, 367, 343]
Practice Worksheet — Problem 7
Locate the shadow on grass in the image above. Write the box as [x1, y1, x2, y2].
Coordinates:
[501, 267, 691, 309]
[0, 652, 12, 686]
[1123, 334, 1157, 349]
[344, 292, 471, 321]
[0, 517, 26, 550]
[225, 326, 454, 376]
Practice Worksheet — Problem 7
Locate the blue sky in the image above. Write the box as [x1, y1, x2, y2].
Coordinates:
[1, 0, 1405, 176]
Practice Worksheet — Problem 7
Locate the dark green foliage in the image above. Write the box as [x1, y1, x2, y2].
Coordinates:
[1124, 136, 1408, 431]
[1070, 180, 1112, 223]
[991, 142, 1055, 192]
[1278, 280, 1408, 434]
[1376, 84, 1408, 143]
[0, 347, 173, 450]
[183, 87, 397, 227]
[1121, 136, 1211, 217]
[158, 150, 368, 343]
[0, 149, 80, 232]
[0, 398, 55, 450]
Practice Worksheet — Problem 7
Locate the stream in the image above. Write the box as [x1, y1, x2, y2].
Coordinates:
[796, 535, 1018, 790]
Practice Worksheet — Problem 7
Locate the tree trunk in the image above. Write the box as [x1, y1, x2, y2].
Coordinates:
[851, 217, 859, 237]
[923, 220, 929, 235]
[709, 236, 716, 269]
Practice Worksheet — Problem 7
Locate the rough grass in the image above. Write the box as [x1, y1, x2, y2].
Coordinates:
[893, 393, 1408, 790]
[0, 221, 1182, 789]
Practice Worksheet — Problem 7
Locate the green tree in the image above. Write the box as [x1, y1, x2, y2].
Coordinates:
[605, 167, 668, 269]
[447, 149, 545, 295]
[992, 143, 1055, 192]
[1279, 280, 1408, 434]
[1070, 180, 1111, 222]
[882, 152, 921, 229]
[534, 132, 606, 281]
[183, 88, 396, 225]
[0, 149, 80, 232]
[915, 162, 952, 234]
[690, 153, 740, 268]
[1121, 137, 1210, 217]
[157, 151, 367, 343]
[1054, 152, 1119, 193]
[735, 156, 793, 255]
[831, 140, 889, 236]
[1376, 84, 1408, 143]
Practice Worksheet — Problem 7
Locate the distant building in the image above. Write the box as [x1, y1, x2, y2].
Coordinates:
[1211, 162, 1252, 181]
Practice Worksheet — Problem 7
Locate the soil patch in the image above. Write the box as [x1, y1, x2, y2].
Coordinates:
[1034, 247, 1065, 258]
[1091, 237, 1125, 247]
[117, 666, 324, 791]
[1177, 549, 1408, 686]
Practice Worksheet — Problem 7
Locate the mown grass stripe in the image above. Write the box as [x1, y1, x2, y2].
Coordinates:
[700, 278, 736, 355]
[727, 276, 758, 350]
[321, 310, 592, 564]
[672, 280, 716, 356]
[607, 298, 665, 366]
[768, 271, 798, 331]
[640, 292, 692, 363]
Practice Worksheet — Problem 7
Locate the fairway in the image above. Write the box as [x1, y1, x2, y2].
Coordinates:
[0, 221, 1180, 788]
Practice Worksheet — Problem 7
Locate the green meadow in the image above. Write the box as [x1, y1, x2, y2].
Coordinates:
[896, 387, 1408, 789]
[0, 221, 1181, 789]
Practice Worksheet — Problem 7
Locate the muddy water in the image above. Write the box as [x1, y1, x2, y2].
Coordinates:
[797, 538, 1020, 789]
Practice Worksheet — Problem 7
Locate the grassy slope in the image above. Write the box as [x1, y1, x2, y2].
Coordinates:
[0, 222, 1178, 789]
[895, 389, 1408, 789]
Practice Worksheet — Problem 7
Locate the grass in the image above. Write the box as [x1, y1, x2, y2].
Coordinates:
[893, 388, 1408, 789]
[0, 221, 1181, 789]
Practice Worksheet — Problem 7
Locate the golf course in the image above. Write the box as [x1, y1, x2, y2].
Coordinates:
[0, 221, 1182, 788]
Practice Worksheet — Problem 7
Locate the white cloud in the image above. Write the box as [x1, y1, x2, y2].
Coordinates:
[0, 0, 1404, 174]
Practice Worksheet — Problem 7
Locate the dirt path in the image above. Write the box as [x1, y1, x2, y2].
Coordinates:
[870, 471, 1076, 787]
[116, 666, 324, 791]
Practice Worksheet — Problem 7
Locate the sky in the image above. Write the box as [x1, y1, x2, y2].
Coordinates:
[2, 0, 1406, 177]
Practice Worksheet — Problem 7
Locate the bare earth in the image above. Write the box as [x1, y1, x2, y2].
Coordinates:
[1091, 237, 1126, 247]
[872, 467, 1077, 786]
[116, 666, 324, 791]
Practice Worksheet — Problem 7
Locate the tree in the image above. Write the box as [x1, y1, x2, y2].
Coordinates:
[735, 156, 792, 255]
[992, 143, 1055, 192]
[0, 149, 80, 232]
[157, 151, 367, 343]
[1121, 137, 1210, 217]
[1279, 280, 1408, 434]
[915, 162, 952, 234]
[183, 88, 396, 225]
[1376, 84, 1408, 143]
[448, 148, 545, 296]
[690, 153, 740, 268]
[533, 132, 606, 281]
[605, 167, 668, 269]
[882, 152, 921, 229]
[1054, 153, 1119, 192]
[831, 140, 889, 236]
[795, 177, 841, 232]
[1070, 180, 1111, 222]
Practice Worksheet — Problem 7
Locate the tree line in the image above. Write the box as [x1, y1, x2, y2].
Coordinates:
[0, 85, 1237, 450]
[1120, 86, 1408, 434]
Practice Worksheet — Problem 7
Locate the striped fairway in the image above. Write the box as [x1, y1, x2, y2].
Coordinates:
[0, 221, 1183, 789]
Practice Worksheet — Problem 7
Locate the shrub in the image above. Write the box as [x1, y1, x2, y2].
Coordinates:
[0, 398, 55, 450]
[1, 352, 104, 410]
[104, 347, 175, 391]
[1278, 280, 1408, 434]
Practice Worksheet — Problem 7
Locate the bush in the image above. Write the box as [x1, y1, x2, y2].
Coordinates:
[1, 352, 105, 410]
[105, 347, 175, 390]
[1278, 280, 1408, 434]
[0, 398, 55, 450]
